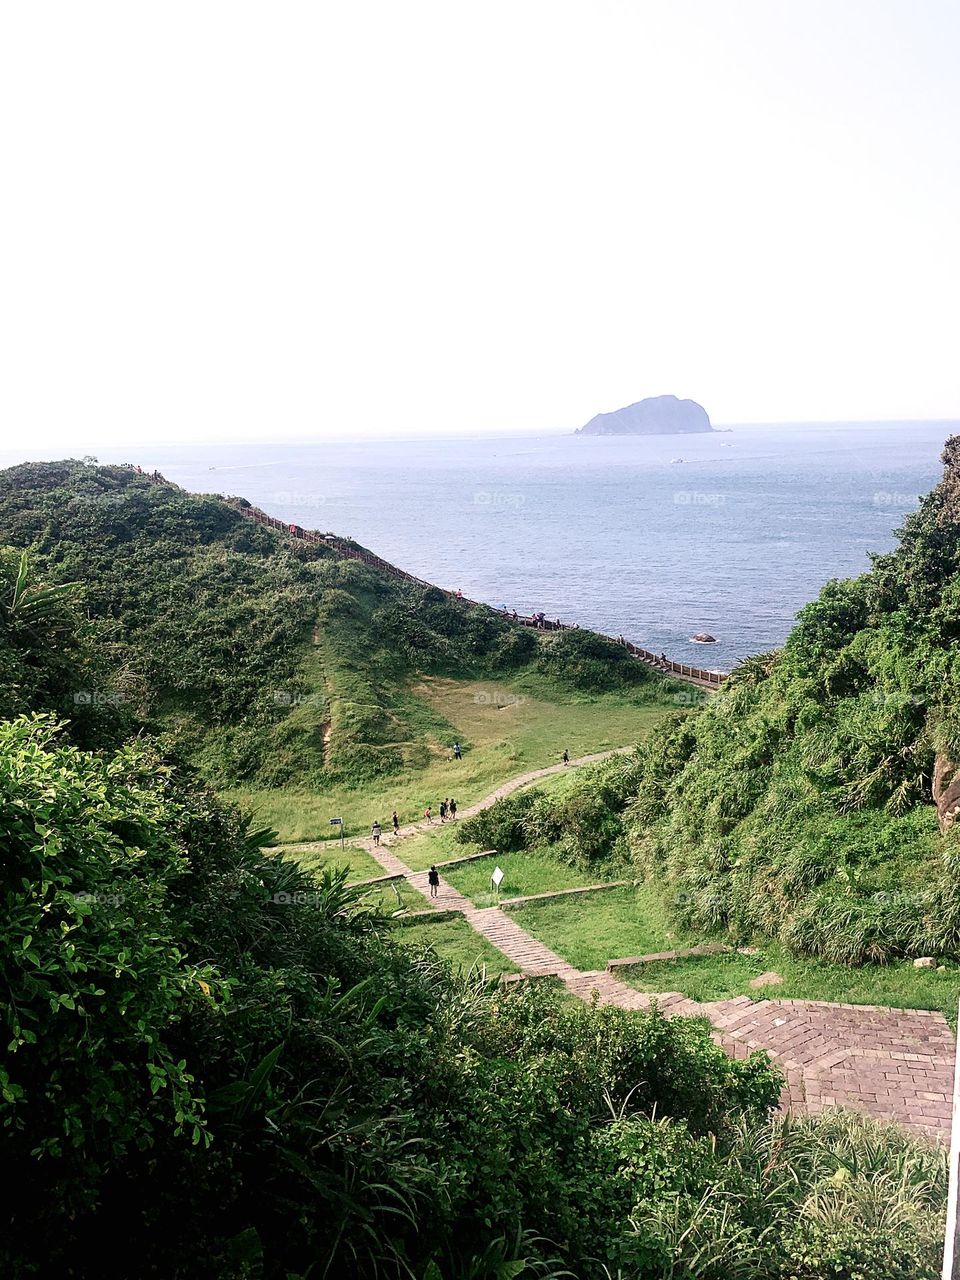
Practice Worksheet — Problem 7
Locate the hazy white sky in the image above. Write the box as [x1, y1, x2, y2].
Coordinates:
[2, 0, 959, 447]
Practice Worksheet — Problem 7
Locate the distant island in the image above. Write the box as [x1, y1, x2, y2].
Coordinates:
[576, 394, 713, 435]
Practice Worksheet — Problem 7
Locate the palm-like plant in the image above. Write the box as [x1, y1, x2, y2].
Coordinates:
[2, 550, 78, 624]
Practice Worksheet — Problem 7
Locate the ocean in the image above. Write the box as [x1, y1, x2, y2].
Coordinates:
[3, 421, 954, 671]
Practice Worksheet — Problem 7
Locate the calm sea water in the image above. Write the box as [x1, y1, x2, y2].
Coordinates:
[3, 422, 954, 671]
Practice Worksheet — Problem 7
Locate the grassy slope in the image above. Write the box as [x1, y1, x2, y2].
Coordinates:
[271, 842, 387, 882]
[509, 867, 960, 1019]
[394, 917, 519, 978]
[0, 460, 678, 818]
[623, 945, 960, 1025]
[396, 824, 467, 871]
[515, 884, 699, 969]
[239, 677, 667, 842]
[614, 438, 960, 966]
[445, 848, 618, 908]
[395, 766, 589, 870]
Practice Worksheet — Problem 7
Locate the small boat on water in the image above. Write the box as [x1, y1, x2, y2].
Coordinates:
[670, 457, 684, 464]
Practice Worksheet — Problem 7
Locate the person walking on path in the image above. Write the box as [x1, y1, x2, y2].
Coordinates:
[453, 742, 463, 760]
[562, 749, 569, 766]
[392, 810, 399, 835]
[449, 798, 457, 820]
[439, 800, 448, 822]
[371, 821, 382, 847]
[428, 866, 440, 899]
[423, 806, 432, 823]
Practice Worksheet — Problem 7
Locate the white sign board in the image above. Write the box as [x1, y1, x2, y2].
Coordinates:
[491, 866, 505, 887]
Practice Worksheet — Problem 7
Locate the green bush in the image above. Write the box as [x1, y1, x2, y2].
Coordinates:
[537, 626, 659, 693]
[456, 788, 540, 852]
[599, 439, 960, 964]
[3, 710, 811, 1280]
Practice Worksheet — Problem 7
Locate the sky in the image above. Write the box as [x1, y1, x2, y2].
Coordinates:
[2, 0, 959, 448]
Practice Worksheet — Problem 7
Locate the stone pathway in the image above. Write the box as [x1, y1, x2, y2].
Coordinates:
[352, 755, 957, 1142]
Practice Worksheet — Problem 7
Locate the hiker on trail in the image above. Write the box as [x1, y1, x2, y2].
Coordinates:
[428, 866, 440, 899]
[371, 821, 382, 846]
[562, 749, 569, 766]
[453, 742, 462, 760]
[424, 806, 432, 822]
[392, 810, 399, 835]
[439, 800, 448, 822]
[449, 798, 457, 820]
[455, 588, 463, 599]
[512, 609, 518, 621]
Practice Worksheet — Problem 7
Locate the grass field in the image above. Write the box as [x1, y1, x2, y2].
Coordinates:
[358, 880, 434, 915]
[513, 884, 702, 970]
[513, 881, 960, 1023]
[395, 823, 468, 871]
[445, 848, 618, 909]
[270, 841, 386, 882]
[232, 674, 666, 843]
[623, 944, 960, 1025]
[382, 754, 598, 872]
[394, 916, 519, 979]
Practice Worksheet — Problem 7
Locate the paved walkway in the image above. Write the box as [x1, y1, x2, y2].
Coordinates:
[351, 756, 956, 1141]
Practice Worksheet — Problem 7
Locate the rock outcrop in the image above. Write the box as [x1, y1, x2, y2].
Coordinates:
[936, 435, 960, 525]
[933, 754, 960, 834]
[577, 395, 713, 436]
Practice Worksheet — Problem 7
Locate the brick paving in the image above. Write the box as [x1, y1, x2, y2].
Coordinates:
[350, 758, 958, 1142]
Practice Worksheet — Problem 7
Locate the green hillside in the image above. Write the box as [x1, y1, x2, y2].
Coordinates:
[0, 460, 672, 795]
[469, 437, 960, 969]
[0, 460, 949, 1278]
[624, 435, 960, 963]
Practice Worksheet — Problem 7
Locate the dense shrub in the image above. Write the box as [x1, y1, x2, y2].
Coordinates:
[611, 439, 960, 963]
[456, 787, 540, 852]
[458, 749, 655, 869]
[537, 626, 661, 693]
[0, 713, 800, 1277]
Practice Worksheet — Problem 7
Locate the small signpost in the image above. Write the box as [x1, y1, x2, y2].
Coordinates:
[329, 816, 344, 850]
[491, 865, 504, 902]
